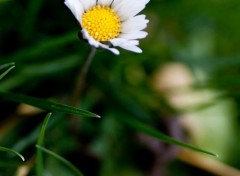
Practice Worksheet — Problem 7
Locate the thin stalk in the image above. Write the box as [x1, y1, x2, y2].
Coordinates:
[71, 46, 96, 107]
[36, 145, 84, 176]
[36, 113, 52, 176]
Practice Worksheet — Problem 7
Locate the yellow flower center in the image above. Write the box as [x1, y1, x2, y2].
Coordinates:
[82, 5, 121, 42]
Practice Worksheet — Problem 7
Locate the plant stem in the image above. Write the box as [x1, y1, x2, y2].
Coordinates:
[71, 46, 96, 107]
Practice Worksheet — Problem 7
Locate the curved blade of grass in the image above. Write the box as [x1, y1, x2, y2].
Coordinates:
[36, 113, 52, 176]
[0, 63, 15, 70]
[36, 145, 84, 176]
[119, 116, 218, 157]
[0, 64, 15, 81]
[0, 91, 100, 118]
[0, 146, 25, 161]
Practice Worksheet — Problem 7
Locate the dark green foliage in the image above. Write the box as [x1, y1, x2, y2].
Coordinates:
[1, 0, 240, 175]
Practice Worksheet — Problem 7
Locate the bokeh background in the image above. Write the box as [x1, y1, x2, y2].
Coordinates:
[1, 0, 240, 175]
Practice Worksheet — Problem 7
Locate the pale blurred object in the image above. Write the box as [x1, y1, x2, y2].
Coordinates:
[151, 62, 240, 175]
[152, 63, 218, 111]
[16, 104, 43, 116]
[15, 165, 30, 176]
[179, 149, 240, 176]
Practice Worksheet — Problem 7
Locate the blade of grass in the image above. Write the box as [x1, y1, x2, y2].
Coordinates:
[0, 32, 76, 64]
[0, 64, 15, 81]
[12, 113, 60, 153]
[0, 91, 100, 118]
[0, 54, 80, 91]
[0, 146, 25, 161]
[36, 113, 52, 176]
[119, 116, 218, 157]
[36, 145, 84, 176]
[37, 113, 52, 146]
[0, 63, 15, 70]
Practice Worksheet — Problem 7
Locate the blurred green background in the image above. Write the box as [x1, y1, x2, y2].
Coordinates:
[1, 0, 240, 175]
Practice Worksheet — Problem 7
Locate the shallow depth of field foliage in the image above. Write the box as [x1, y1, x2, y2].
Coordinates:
[1, 0, 240, 176]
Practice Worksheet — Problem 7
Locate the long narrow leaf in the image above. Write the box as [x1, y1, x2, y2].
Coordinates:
[0, 91, 100, 118]
[0, 146, 25, 161]
[119, 116, 218, 157]
[0, 63, 15, 81]
[0, 32, 76, 64]
[36, 145, 84, 176]
[36, 113, 52, 176]
[0, 63, 15, 70]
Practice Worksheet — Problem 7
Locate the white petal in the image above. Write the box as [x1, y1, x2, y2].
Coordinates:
[99, 43, 120, 55]
[82, 28, 100, 47]
[98, 0, 113, 6]
[110, 38, 142, 53]
[113, 0, 149, 21]
[121, 15, 149, 33]
[119, 31, 148, 40]
[64, 0, 84, 22]
[82, 29, 120, 55]
[119, 44, 142, 53]
[126, 40, 140, 46]
[111, 0, 122, 8]
[110, 38, 128, 46]
[88, 0, 97, 8]
[80, 0, 97, 11]
[110, 38, 139, 46]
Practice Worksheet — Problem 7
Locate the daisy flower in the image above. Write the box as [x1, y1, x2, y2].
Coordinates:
[64, 0, 150, 55]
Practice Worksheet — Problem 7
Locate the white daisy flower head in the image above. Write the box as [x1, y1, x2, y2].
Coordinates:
[64, 0, 150, 55]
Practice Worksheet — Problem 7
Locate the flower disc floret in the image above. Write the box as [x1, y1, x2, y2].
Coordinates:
[82, 5, 121, 42]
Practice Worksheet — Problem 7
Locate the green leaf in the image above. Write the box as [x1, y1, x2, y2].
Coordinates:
[0, 146, 25, 161]
[0, 63, 15, 81]
[0, 63, 15, 70]
[0, 91, 100, 118]
[36, 145, 84, 176]
[119, 116, 218, 157]
[36, 113, 52, 176]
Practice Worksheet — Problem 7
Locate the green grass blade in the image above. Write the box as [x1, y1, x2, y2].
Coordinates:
[0, 146, 25, 161]
[0, 63, 15, 81]
[36, 145, 84, 176]
[36, 113, 52, 176]
[0, 32, 76, 64]
[0, 63, 15, 70]
[119, 116, 218, 157]
[0, 91, 100, 118]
